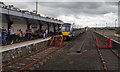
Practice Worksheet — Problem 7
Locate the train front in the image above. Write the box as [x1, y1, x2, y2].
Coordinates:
[60, 23, 72, 39]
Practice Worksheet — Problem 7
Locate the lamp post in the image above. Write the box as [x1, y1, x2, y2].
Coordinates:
[106, 22, 107, 27]
[35, 0, 38, 14]
[115, 19, 117, 29]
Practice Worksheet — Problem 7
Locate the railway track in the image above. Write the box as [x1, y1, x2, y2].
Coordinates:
[1, 46, 50, 69]
[91, 31, 119, 72]
[0, 43, 65, 72]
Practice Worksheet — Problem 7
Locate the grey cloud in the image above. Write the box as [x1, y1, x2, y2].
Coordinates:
[38, 2, 102, 9]
[37, 2, 118, 18]
[1, 1, 118, 18]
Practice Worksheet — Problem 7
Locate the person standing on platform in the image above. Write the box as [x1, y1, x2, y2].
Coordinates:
[2, 26, 7, 45]
[19, 29, 23, 41]
[43, 28, 45, 39]
[45, 28, 48, 38]
[17, 29, 22, 41]
[29, 29, 32, 40]
[0, 28, 2, 45]
[9, 26, 15, 44]
[57, 28, 59, 35]
[16, 29, 20, 41]
[25, 29, 29, 40]
[39, 29, 43, 38]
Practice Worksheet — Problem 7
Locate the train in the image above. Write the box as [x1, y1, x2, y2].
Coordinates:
[60, 23, 86, 39]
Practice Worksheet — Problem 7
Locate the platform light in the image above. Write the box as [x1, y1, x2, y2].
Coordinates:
[106, 22, 107, 27]
[115, 19, 117, 28]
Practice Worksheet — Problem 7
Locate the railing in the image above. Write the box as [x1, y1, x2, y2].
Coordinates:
[0, 7, 64, 24]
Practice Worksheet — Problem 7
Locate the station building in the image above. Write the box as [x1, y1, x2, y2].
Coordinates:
[0, 7, 63, 34]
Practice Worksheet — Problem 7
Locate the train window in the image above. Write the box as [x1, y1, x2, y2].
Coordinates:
[66, 26, 70, 31]
[61, 25, 70, 32]
[61, 27, 65, 31]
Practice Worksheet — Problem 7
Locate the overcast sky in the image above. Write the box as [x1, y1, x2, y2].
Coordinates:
[1, 0, 119, 27]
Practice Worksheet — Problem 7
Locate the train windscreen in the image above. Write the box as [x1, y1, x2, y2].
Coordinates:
[61, 24, 70, 32]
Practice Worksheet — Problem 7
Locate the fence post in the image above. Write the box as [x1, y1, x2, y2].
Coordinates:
[96, 38, 99, 48]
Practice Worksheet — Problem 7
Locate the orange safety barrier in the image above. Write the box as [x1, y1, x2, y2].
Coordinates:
[49, 36, 66, 47]
[95, 37, 120, 58]
[95, 38, 112, 49]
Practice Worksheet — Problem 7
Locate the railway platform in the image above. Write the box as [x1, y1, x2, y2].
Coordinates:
[0, 37, 50, 53]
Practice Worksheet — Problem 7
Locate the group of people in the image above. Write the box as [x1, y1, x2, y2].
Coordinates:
[38, 28, 48, 39]
[1, 26, 49, 45]
[2, 26, 15, 45]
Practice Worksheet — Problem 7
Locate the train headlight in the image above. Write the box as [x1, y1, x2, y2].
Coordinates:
[68, 35, 71, 37]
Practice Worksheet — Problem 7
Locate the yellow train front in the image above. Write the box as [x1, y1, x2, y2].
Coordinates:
[60, 23, 72, 40]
